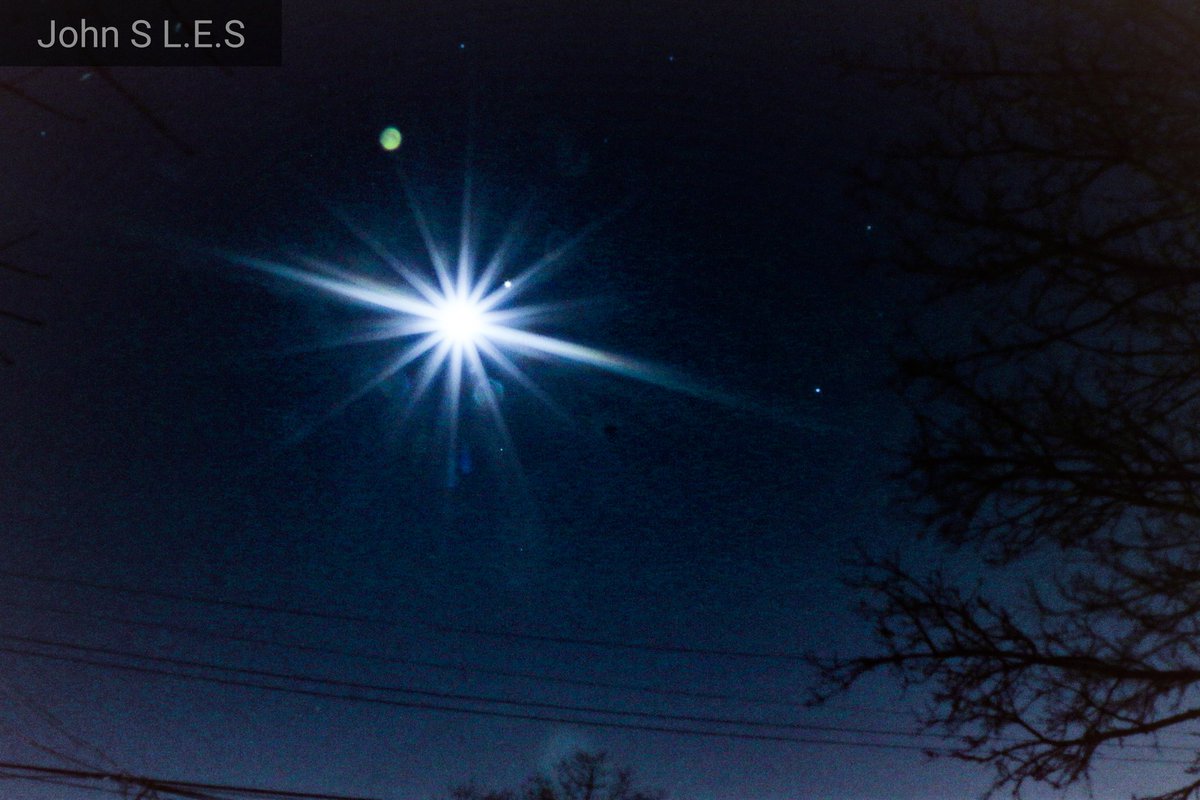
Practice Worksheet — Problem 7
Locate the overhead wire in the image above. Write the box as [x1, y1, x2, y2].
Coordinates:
[0, 597, 813, 710]
[8, 571, 1200, 754]
[3, 629, 1198, 753]
[0, 673, 121, 770]
[0, 641, 1007, 754]
[0, 771, 136, 798]
[0, 759, 380, 800]
[0, 568, 807, 661]
[0, 631, 906, 734]
[0, 634, 1194, 765]
[27, 595, 1200, 751]
[5, 570, 1200, 762]
[0, 669, 143, 799]
[0, 707, 99, 774]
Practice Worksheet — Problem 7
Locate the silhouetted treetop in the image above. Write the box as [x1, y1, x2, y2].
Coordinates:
[814, 3, 1200, 800]
[447, 751, 667, 800]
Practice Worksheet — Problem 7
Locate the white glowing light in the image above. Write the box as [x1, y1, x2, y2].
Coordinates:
[230, 187, 735, 483]
[434, 296, 486, 344]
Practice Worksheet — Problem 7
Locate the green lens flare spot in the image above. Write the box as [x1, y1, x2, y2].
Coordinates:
[379, 127, 402, 151]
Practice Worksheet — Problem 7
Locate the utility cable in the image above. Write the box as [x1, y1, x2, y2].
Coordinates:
[10, 630, 1198, 753]
[7, 595, 1200, 752]
[0, 569, 806, 661]
[0, 672, 121, 769]
[0, 597, 810, 709]
[0, 759, 380, 800]
[0, 632, 891, 734]
[9, 572, 1199, 757]
[0, 638, 1194, 764]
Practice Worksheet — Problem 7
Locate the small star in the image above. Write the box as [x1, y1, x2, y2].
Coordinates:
[503, 279, 512, 289]
[667, 54, 675, 62]
[458, 42, 466, 50]
[814, 387, 822, 394]
[866, 224, 874, 232]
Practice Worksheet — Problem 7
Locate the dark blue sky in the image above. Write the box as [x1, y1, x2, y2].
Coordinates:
[0, 2, 1168, 799]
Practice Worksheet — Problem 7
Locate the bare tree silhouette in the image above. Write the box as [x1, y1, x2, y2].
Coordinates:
[0, 1, 213, 363]
[448, 751, 666, 800]
[0, 0, 205, 153]
[0, 231, 47, 365]
[810, 2, 1200, 799]
[1, 65, 194, 156]
[0, 69, 86, 123]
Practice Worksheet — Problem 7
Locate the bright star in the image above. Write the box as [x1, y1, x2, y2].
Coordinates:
[227, 183, 737, 484]
[433, 296, 486, 344]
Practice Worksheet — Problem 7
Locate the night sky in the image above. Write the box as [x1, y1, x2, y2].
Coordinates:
[0, 2, 1159, 799]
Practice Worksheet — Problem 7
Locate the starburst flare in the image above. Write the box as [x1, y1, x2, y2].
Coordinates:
[228, 190, 733, 484]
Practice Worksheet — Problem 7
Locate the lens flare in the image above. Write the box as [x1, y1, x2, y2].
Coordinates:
[228, 185, 739, 484]
[433, 295, 487, 345]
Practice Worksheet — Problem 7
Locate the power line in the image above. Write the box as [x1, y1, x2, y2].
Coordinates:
[0, 640, 964, 752]
[0, 568, 808, 661]
[0, 771, 133, 799]
[17, 629, 1200, 752]
[0, 672, 121, 770]
[0, 636, 1193, 764]
[4, 597, 973, 724]
[7, 572, 1198, 763]
[0, 73, 86, 122]
[9, 581, 1200, 751]
[0, 664, 145, 799]
[8, 630, 1200, 752]
[0, 772, 232, 800]
[0, 631, 893, 734]
[0, 597, 813, 710]
[0, 758, 380, 800]
[0, 706, 98, 774]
